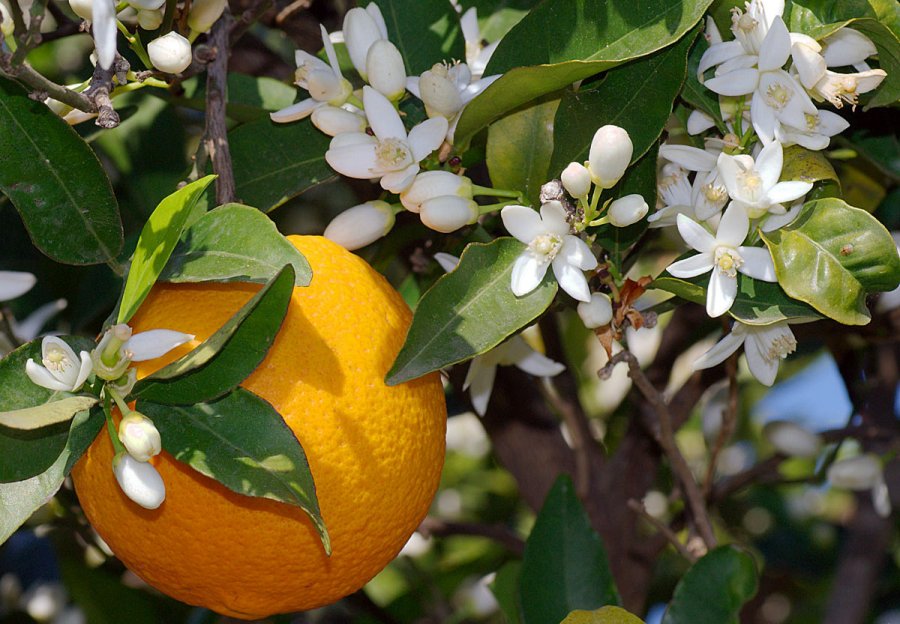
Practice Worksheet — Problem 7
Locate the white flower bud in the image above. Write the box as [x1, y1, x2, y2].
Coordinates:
[587, 125, 633, 189]
[343, 6, 384, 80]
[310, 105, 366, 137]
[137, 8, 162, 30]
[68, 0, 93, 21]
[577, 292, 613, 328]
[0, 3, 12, 35]
[128, 0, 165, 10]
[560, 162, 591, 198]
[187, 0, 226, 33]
[113, 452, 166, 509]
[762, 421, 822, 458]
[419, 63, 465, 119]
[366, 39, 406, 100]
[118, 412, 162, 462]
[400, 171, 473, 212]
[419, 196, 479, 233]
[607, 194, 648, 227]
[828, 454, 883, 490]
[324, 201, 395, 250]
[147, 32, 193, 74]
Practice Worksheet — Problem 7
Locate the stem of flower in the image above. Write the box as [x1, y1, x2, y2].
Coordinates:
[587, 215, 609, 227]
[106, 386, 133, 417]
[347, 94, 364, 109]
[477, 200, 517, 215]
[103, 395, 127, 454]
[470, 185, 522, 200]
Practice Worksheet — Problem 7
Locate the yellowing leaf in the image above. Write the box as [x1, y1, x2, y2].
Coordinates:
[561, 606, 645, 624]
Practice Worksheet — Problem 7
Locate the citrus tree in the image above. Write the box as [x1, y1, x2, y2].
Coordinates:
[0, 0, 899, 622]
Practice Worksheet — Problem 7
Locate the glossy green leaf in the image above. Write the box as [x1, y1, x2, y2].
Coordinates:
[367, 0, 464, 74]
[386, 238, 557, 385]
[454, 0, 713, 144]
[0, 408, 104, 546]
[132, 264, 295, 404]
[228, 117, 334, 212]
[519, 476, 619, 624]
[159, 203, 311, 286]
[761, 198, 900, 325]
[844, 127, 900, 181]
[178, 73, 299, 123]
[491, 560, 523, 624]
[0, 336, 97, 482]
[487, 98, 559, 206]
[651, 271, 824, 325]
[117, 175, 217, 324]
[141, 388, 329, 553]
[0, 77, 122, 265]
[781, 145, 839, 186]
[549, 27, 696, 177]
[681, 35, 722, 126]
[0, 396, 98, 430]
[662, 546, 758, 624]
[562, 607, 646, 624]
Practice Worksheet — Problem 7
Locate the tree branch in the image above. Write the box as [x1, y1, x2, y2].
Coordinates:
[417, 517, 525, 556]
[201, 12, 236, 204]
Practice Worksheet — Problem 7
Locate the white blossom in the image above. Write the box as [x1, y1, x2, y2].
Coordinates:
[811, 68, 886, 109]
[648, 164, 697, 228]
[366, 39, 407, 100]
[25, 336, 93, 393]
[692, 320, 796, 385]
[658, 144, 728, 221]
[113, 452, 166, 509]
[324, 200, 395, 250]
[607, 194, 648, 227]
[561, 162, 591, 198]
[91, 0, 117, 69]
[118, 412, 162, 462]
[667, 204, 777, 317]
[400, 171, 473, 213]
[310, 105, 366, 136]
[577, 292, 613, 328]
[717, 140, 811, 219]
[325, 86, 447, 193]
[587, 125, 633, 189]
[187, 0, 226, 33]
[419, 196, 479, 233]
[407, 61, 500, 141]
[343, 3, 388, 81]
[501, 201, 597, 302]
[0, 270, 36, 301]
[147, 32, 193, 74]
[459, 6, 499, 79]
[92, 324, 193, 380]
[822, 27, 878, 71]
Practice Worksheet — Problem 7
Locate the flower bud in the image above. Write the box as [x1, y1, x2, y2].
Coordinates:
[577, 292, 613, 328]
[827, 454, 882, 490]
[128, 0, 165, 10]
[560, 162, 591, 198]
[419, 63, 465, 119]
[147, 32, 193, 74]
[762, 421, 822, 458]
[324, 201, 395, 251]
[366, 39, 406, 100]
[419, 196, 479, 233]
[114, 452, 166, 509]
[310, 105, 366, 137]
[68, 0, 93, 21]
[118, 412, 162, 462]
[587, 125, 632, 189]
[343, 6, 384, 80]
[137, 8, 162, 30]
[400, 171, 473, 212]
[607, 194, 648, 227]
[187, 0, 226, 33]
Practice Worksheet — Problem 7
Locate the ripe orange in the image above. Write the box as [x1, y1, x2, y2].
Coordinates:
[72, 235, 447, 619]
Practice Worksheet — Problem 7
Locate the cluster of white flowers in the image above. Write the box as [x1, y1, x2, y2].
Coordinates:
[25, 323, 194, 510]
[647, 0, 888, 388]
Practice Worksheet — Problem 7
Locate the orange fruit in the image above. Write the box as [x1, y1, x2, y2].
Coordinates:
[72, 235, 447, 619]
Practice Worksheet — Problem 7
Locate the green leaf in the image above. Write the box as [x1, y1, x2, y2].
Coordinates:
[519, 476, 619, 624]
[761, 198, 900, 325]
[843, 126, 900, 182]
[0, 77, 122, 265]
[386, 238, 557, 385]
[159, 203, 311, 286]
[562, 607, 646, 624]
[178, 72, 299, 123]
[0, 408, 104, 546]
[487, 98, 559, 206]
[140, 388, 329, 553]
[651, 271, 824, 325]
[132, 264, 295, 404]
[0, 396, 98, 430]
[0, 336, 98, 482]
[454, 0, 713, 145]
[662, 546, 758, 624]
[549, 27, 696, 177]
[117, 175, 217, 324]
[227, 115, 335, 212]
[681, 36, 722, 125]
[781, 145, 840, 186]
[491, 560, 523, 624]
[367, 0, 465, 74]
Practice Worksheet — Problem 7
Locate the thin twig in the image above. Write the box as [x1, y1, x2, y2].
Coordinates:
[417, 517, 525, 556]
[703, 351, 739, 495]
[601, 350, 717, 549]
[202, 12, 236, 204]
[229, 0, 274, 46]
[540, 377, 592, 499]
[0, 60, 95, 111]
[627, 499, 697, 562]
[275, 0, 311, 25]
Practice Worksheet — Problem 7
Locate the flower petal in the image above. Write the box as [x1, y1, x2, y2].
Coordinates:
[510, 254, 548, 297]
[92, 0, 118, 70]
[363, 86, 406, 140]
[325, 141, 379, 179]
[707, 269, 737, 317]
[501, 205, 544, 243]
[693, 329, 745, 370]
[758, 16, 791, 72]
[320, 25, 342, 76]
[743, 333, 779, 385]
[697, 41, 745, 76]
[716, 204, 750, 247]
[766, 180, 812, 205]
[738, 246, 778, 281]
[408, 117, 449, 161]
[705, 68, 759, 96]
[552, 258, 591, 302]
[540, 201, 570, 235]
[754, 140, 783, 191]
[750, 90, 777, 144]
[434, 252, 460, 273]
[25, 359, 72, 392]
[72, 351, 93, 391]
[126, 329, 194, 362]
[561, 235, 598, 271]
[380, 163, 419, 194]
[0, 271, 36, 301]
[667, 253, 714, 278]
[269, 98, 320, 123]
[513, 349, 566, 378]
[659, 144, 717, 172]
[676, 213, 717, 253]
[466, 357, 496, 416]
